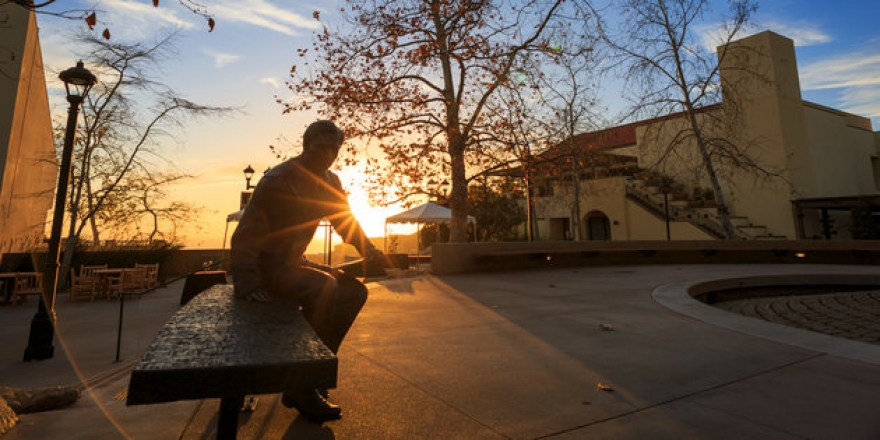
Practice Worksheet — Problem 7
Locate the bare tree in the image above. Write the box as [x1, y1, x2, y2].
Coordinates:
[602, 0, 759, 238]
[91, 168, 201, 244]
[56, 31, 232, 285]
[471, 83, 549, 241]
[532, 33, 605, 240]
[284, 0, 598, 243]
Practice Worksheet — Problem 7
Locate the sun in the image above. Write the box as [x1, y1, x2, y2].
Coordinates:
[348, 192, 391, 238]
[338, 168, 393, 238]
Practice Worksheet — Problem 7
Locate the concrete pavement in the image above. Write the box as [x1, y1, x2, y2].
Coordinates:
[2, 263, 880, 439]
[1, 277, 200, 438]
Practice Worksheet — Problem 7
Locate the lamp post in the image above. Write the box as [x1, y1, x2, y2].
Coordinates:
[660, 184, 671, 241]
[321, 220, 333, 265]
[243, 165, 255, 190]
[524, 148, 534, 242]
[24, 61, 97, 361]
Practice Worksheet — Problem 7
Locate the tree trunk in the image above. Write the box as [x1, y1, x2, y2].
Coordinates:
[448, 143, 469, 244]
[57, 235, 78, 289]
[676, 54, 737, 239]
[694, 135, 737, 238]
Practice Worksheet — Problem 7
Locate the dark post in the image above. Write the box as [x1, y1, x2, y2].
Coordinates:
[322, 220, 332, 265]
[24, 61, 96, 361]
[115, 292, 125, 362]
[663, 190, 671, 241]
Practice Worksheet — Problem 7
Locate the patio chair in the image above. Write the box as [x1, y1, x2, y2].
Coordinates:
[81, 264, 108, 278]
[107, 267, 148, 299]
[12, 273, 43, 305]
[70, 268, 96, 302]
[79, 264, 108, 299]
[134, 263, 160, 289]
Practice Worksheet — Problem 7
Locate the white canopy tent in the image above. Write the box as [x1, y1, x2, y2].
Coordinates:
[222, 209, 245, 255]
[227, 209, 244, 222]
[383, 202, 476, 254]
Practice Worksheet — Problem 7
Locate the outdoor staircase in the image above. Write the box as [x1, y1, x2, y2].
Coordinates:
[624, 177, 786, 240]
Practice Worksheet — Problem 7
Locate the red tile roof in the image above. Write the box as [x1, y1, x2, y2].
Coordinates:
[538, 103, 722, 159]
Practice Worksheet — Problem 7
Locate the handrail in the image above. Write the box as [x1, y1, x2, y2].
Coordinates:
[624, 181, 739, 239]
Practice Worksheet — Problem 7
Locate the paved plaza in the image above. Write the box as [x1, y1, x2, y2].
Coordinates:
[716, 289, 880, 346]
[2, 263, 880, 439]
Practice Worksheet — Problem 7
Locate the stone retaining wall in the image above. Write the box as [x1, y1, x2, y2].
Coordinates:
[431, 240, 880, 275]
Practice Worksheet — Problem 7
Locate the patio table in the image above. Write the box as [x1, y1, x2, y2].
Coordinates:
[92, 268, 137, 299]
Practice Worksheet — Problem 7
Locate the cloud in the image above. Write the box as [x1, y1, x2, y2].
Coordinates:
[756, 21, 831, 47]
[695, 20, 831, 52]
[259, 77, 282, 88]
[800, 53, 880, 90]
[208, 0, 321, 36]
[801, 52, 880, 122]
[837, 86, 880, 120]
[39, 32, 78, 75]
[99, 0, 196, 37]
[693, 15, 877, 125]
[204, 49, 241, 67]
[62, 0, 320, 39]
[694, 24, 744, 51]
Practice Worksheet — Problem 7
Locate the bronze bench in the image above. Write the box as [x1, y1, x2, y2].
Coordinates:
[127, 284, 337, 439]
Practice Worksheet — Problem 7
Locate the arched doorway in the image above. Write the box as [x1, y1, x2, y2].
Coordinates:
[586, 210, 611, 241]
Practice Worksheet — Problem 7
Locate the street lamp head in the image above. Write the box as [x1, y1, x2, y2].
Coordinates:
[58, 61, 97, 102]
[243, 165, 255, 190]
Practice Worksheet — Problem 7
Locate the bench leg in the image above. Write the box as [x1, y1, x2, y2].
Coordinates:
[217, 395, 244, 440]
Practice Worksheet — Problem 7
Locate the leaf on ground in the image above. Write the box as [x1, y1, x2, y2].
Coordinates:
[597, 383, 614, 392]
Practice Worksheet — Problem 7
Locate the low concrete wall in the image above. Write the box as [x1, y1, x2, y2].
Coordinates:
[1, 248, 230, 291]
[431, 240, 880, 275]
[688, 273, 880, 304]
[163, 249, 231, 279]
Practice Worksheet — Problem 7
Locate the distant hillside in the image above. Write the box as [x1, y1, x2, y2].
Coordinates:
[304, 231, 426, 265]
[382, 231, 423, 254]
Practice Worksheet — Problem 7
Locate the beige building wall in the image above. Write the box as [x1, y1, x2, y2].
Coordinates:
[623, 198, 712, 240]
[717, 31, 811, 238]
[721, 31, 877, 238]
[802, 102, 878, 197]
[533, 177, 712, 241]
[633, 115, 710, 185]
[0, 4, 56, 253]
[529, 30, 878, 242]
[634, 31, 875, 239]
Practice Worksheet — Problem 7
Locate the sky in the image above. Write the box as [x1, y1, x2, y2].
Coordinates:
[32, 0, 880, 251]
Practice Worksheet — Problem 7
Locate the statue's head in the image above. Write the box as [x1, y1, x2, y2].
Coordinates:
[302, 120, 344, 170]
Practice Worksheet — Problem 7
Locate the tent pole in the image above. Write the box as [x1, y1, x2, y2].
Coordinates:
[221, 222, 229, 261]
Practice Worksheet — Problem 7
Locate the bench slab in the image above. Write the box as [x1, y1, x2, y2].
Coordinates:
[127, 284, 337, 406]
